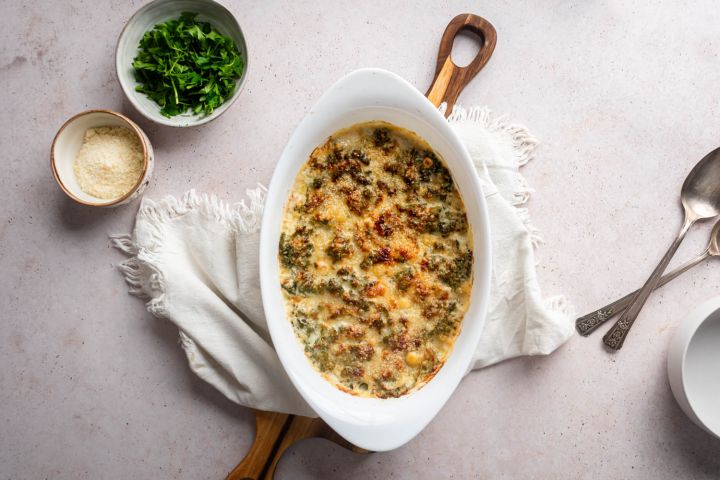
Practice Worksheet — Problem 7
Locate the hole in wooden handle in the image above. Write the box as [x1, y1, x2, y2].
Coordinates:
[450, 29, 483, 68]
[426, 13, 497, 116]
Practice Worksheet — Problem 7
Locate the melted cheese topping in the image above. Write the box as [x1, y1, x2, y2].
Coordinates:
[279, 121, 473, 398]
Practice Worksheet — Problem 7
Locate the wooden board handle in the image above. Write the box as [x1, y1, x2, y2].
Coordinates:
[226, 16, 496, 479]
[226, 410, 368, 480]
[426, 13, 497, 116]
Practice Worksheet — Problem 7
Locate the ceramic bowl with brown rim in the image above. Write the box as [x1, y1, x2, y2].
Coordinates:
[51, 109, 154, 207]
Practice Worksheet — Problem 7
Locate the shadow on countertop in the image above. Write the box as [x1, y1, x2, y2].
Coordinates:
[57, 193, 120, 231]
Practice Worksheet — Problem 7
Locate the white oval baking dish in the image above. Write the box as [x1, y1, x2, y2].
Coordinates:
[259, 67, 492, 451]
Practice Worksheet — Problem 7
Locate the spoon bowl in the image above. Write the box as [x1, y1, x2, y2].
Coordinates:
[682, 147, 720, 220]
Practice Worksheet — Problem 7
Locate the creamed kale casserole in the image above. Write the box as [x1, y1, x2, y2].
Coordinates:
[279, 121, 473, 398]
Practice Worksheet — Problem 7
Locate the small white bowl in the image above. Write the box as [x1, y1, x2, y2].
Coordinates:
[667, 296, 720, 439]
[51, 109, 154, 207]
[116, 0, 248, 128]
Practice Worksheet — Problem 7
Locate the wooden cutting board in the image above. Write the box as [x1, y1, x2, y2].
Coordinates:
[226, 13, 496, 480]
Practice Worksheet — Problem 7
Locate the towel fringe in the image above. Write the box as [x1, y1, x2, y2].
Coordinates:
[110, 234, 138, 255]
[110, 186, 267, 319]
[445, 103, 543, 247]
[132, 185, 266, 237]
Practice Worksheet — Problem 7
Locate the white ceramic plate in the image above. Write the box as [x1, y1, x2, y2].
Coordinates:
[259, 68, 492, 451]
[667, 296, 720, 439]
[115, 0, 248, 128]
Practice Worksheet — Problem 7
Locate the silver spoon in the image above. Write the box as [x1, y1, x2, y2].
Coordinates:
[577, 220, 720, 336]
[603, 147, 720, 350]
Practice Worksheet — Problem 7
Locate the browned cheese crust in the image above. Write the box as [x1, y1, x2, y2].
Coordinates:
[279, 121, 473, 398]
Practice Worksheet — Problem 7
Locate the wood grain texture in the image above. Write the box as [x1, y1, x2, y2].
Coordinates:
[227, 14, 496, 480]
[426, 14, 497, 116]
[225, 410, 367, 480]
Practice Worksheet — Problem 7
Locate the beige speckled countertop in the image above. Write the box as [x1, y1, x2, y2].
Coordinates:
[2, 1, 720, 478]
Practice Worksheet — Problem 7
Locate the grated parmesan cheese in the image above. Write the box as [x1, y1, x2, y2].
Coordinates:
[73, 126, 144, 199]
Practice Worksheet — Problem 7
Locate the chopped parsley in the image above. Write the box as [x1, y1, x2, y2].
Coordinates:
[132, 12, 244, 117]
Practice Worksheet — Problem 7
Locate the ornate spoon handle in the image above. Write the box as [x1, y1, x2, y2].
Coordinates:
[575, 250, 710, 336]
[602, 216, 695, 350]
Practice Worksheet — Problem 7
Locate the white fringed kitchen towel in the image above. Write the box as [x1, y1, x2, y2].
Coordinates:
[112, 106, 574, 417]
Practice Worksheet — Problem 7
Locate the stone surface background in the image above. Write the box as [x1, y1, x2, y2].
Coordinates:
[2, 1, 720, 478]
